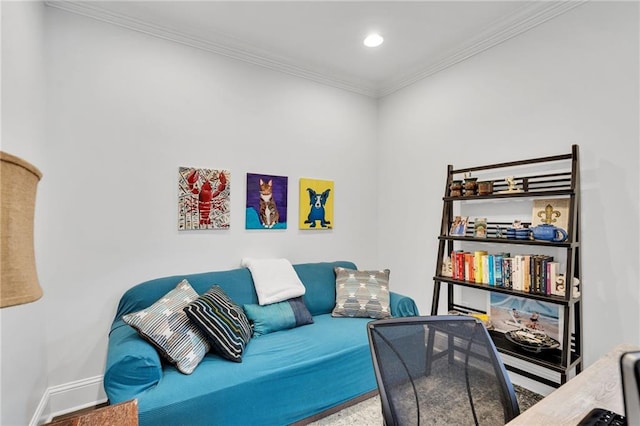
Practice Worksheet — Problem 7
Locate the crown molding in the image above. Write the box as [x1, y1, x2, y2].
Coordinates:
[45, 1, 587, 99]
[45, 0, 378, 97]
[377, 1, 588, 97]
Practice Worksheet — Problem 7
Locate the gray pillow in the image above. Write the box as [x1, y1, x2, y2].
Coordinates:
[331, 267, 391, 319]
[123, 279, 209, 374]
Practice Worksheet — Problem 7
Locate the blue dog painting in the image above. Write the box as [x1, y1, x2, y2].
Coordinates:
[299, 178, 334, 230]
[305, 188, 331, 228]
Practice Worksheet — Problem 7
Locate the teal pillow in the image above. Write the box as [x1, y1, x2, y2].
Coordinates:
[243, 297, 313, 336]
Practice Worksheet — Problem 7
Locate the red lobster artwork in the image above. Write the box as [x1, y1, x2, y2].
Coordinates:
[186, 169, 227, 226]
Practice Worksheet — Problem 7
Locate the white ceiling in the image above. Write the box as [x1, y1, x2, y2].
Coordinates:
[47, 1, 585, 97]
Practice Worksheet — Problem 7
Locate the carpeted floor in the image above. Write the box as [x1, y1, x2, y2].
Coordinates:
[308, 385, 543, 426]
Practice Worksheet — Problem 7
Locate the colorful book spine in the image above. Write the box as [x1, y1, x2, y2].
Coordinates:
[532, 255, 542, 294]
[541, 255, 553, 295]
[523, 255, 531, 293]
[494, 254, 503, 287]
[512, 255, 523, 291]
[464, 253, 475, 282]
[502, 258, 513, 289]
[456, 251, 465, 281]
[488, 255, 495, 286]
[482, 255, 489, 284]
[452, 251, 466, 280]
[512, 256, 518, 290]
[474, 251, 487, 283]
[451, 251, 458, 279]
[547, 261, 555, 295]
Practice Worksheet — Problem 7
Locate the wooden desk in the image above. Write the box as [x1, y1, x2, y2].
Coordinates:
[508, 344, 640, 425]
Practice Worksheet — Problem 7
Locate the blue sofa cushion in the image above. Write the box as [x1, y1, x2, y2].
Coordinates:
[122, 280, 209, 374]
[184, 285, 252, 362]
[114, 268, 259, 322]
[332, 267, 391, 319]
[293, 261, 357, 315]
[134, 314, 378, 426]
[243, 296, 314, 336]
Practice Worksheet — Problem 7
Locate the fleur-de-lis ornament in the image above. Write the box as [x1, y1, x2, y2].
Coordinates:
[537, 203, 561, 225]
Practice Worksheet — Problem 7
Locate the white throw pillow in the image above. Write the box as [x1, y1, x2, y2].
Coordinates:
[241, 258, 306, 305]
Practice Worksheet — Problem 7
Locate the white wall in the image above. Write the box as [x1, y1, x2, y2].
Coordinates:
[2, 3, 379, 424]
[1, 1, 50, 425]
[378, 0, 640, 375]
[2, 1, 639, 423]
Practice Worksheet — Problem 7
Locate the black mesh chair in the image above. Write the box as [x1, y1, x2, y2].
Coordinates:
[367, 315, 520, 426]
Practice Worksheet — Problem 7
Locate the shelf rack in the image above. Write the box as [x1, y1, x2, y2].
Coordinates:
[430, 145, 582, 387]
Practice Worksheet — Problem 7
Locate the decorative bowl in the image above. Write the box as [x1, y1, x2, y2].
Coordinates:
[505, 328, 560, 353]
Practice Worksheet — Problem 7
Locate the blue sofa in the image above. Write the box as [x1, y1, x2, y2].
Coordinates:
[103, 261, 419, 425]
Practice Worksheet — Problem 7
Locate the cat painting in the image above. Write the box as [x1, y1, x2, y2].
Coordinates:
[258, 179, 279, 228]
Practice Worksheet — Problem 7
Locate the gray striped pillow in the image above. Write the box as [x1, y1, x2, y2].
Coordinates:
[184, 286, 252, 362]
[122, 279, 210, 374]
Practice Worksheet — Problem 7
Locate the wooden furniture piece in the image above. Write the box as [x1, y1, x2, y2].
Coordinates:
[43, 399, 138, 426]
[431, 145, 582, 387]
[507, 344, 640, 425]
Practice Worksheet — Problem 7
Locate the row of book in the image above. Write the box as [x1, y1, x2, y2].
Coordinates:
[447, 250, 566, 296]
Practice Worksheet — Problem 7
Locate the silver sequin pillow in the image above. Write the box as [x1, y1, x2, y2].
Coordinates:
[123, 279, 210, 374]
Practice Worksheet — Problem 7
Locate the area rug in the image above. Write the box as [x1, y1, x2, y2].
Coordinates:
[308, 385, 543, 426]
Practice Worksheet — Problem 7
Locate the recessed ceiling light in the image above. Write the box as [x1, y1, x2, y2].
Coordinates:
[363, 33, 384, 48]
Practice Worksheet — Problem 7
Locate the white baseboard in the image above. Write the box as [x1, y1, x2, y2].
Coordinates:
[26, 360, 555, 425]
[31, 375, 107, 426]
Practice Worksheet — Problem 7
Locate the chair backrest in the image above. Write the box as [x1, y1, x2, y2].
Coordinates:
[367, 315, 520, 426]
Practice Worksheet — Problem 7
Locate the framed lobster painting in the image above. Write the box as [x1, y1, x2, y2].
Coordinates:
[178, 167, 231, 230]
